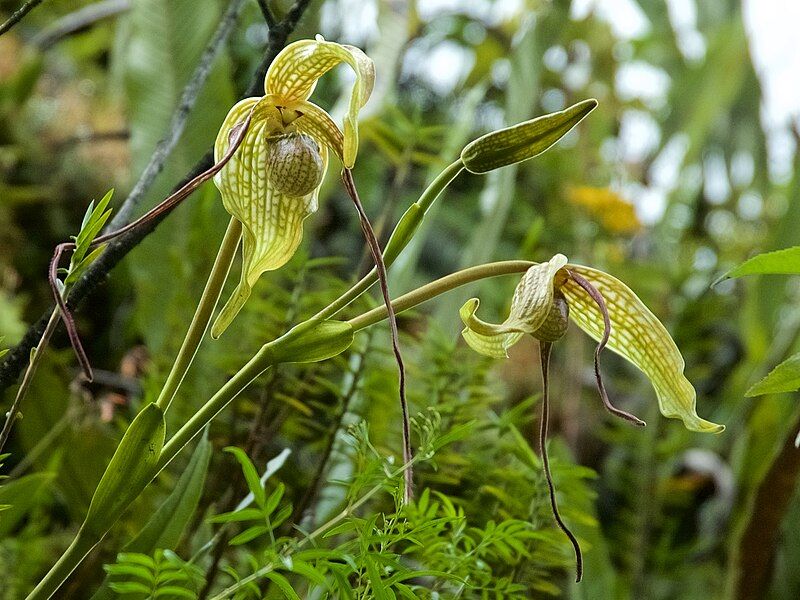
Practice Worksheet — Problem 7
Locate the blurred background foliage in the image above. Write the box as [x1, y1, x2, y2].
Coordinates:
[1, 0, 799, 598]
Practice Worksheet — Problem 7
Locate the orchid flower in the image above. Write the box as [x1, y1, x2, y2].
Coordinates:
[211, 35, 374, 337]
[459, 253, 723, 580]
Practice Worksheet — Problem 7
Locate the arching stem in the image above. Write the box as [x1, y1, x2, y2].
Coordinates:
[567, 270, 646, 427]
[538, 341, 583, 583]
[341, 168, 413, 504]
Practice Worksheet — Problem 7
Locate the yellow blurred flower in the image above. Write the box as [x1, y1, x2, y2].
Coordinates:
[567, 186, 641, 234]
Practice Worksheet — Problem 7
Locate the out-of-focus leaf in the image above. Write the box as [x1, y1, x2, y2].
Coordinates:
[264, 571, 301, 600]
[746, 353, 800, 397]
[0, 472, 54, 538]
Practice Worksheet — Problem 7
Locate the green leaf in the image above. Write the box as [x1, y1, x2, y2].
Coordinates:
[125, 430, 212, 552]
[103, 563, 155, 583]
[265, 482, 285, 515]
[109, 581, 152, 595]
[264, 571, 301, 600]
[364, 558, 390, 600]
[83, 403, 166, 536]
[746, 353, 800, 397]
[0, 472, 55, 538]
[289, 560, 329, 589]
[153, 586, 197, 599]
[64, 244, 108, 287]
[717, 246, 800, 283]
[224, 446, 265, 508]
[460, 98, 597, 173]
[206, 507, 264, 524]
[229, 524, 269, 545]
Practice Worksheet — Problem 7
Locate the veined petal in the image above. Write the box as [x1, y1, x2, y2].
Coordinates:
[459, 298, 524, 358]
[265, 37, 374, 167]
[561, 266, 724, 434]
[506, 254, 569, 332]
[211, 98, 327, 337]
[291, 100, 344, 162]
[459, 255, 569, 358]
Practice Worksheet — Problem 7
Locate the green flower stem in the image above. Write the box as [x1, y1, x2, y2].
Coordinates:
[27, 527, 98, 600]
[348, 260, 534, 332]
[157, 345, 274, 471]
[312, 159, 465, 322]
[154, 217, 242, 412]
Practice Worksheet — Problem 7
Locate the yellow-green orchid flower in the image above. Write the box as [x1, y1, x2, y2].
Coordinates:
[460, 253, 723, 433]
[460, 253, 723, 581]
[211, 36, 375, 338]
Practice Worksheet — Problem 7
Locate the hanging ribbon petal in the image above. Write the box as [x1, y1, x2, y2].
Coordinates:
[561, 265, 724, 433]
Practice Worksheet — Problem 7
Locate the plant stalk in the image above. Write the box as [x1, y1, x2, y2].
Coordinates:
[26, 528, 98, 600]
[348, 260, 534, 331]
[0, 308, 60, 453]
[155, 217, 242, 412]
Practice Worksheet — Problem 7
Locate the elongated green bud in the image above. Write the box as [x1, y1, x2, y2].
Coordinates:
[460, 98, 598, 174]
[264, 320, 354, 365]
[83, 403, 165, 536]
[266, 133, 324, 196]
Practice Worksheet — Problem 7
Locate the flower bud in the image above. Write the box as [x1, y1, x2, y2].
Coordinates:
[533, 292, 569, 342]
[266, 133, 324, 196]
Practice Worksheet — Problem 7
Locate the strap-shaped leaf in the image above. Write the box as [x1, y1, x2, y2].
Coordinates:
[460, 99, 597, 174]
[211, 97, 326, 338]
[561, 265, 724, 434]
[266, 36, 374, 167]
[84, 403, 166, 536]
[460, 255, 568, 358]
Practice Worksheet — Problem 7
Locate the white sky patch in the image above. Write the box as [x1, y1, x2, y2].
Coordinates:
[744, 0, 800, 182]
[744, 0, 800, 128]
[570, 0, 650, 40]
[615, 61, 670, 109]
[666, 0, 706, 61]
[402, 39, 475, 96]
[618, 109, 661, 162]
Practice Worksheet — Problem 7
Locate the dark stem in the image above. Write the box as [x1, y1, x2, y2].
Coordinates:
[47, 112, 254, 381]
[567, 270, 646, 427]
[538, 341, 583, 583]
[0, 0, 313, 394]
[341, 168, 414, 504]
[0, 0, 46, 36]
[255, 0, 276, 27]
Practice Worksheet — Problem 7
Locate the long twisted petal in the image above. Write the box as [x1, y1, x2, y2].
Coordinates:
[561, 265, 724, 433]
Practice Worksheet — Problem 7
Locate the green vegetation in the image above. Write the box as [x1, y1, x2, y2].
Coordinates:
[1, 1, 798, 599]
